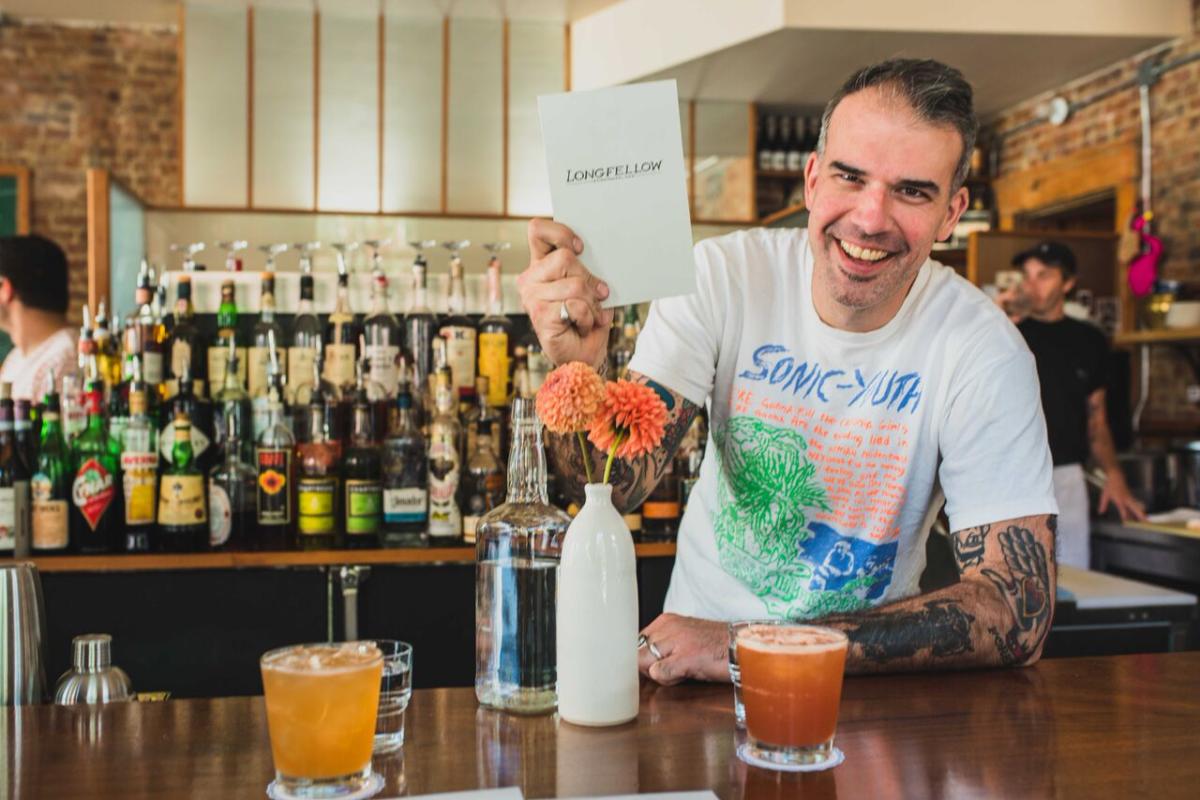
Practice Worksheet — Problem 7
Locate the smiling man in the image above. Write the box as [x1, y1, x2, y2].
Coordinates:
[517, 58, 1058, 681]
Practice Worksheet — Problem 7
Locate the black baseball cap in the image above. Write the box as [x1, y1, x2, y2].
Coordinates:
[1012, 240, 1076, 276]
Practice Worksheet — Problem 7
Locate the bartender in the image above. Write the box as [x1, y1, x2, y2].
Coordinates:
[1007, 241, 1145, 568]
[0, 235, 77, 401]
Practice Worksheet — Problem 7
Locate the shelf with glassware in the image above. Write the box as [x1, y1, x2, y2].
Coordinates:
[1, 242, 704, 561]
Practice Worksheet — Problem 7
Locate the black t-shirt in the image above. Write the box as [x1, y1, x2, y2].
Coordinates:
[1017, 317, 1109, 467]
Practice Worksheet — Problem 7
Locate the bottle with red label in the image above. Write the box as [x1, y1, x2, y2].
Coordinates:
[69, 379, 123, 553]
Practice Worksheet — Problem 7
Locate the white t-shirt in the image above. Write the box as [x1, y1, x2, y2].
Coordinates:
[0, 327, 78, 402]
[628, 228, 1057, 622]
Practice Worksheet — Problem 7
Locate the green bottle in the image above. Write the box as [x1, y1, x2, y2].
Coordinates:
[31, 384, 70, 554]
[68, 379, 122, 553]
[156, 410, 209, 552]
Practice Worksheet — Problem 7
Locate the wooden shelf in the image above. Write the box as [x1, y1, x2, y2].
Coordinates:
[4, 542, 678, 573]
[757, 169, 806, 179]
[759, 201, 807, 226]
[1113, 327, 1200, 346]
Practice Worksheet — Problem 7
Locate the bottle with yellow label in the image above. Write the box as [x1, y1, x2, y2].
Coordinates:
[477, 242, 512, 407]
[120, 362, 158, 553]
[157, 410, 208, 552]
[295, 374, 341, 551]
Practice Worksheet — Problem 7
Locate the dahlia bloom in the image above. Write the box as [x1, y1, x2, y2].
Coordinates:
[588, 380, 668, 461]
[535, 361, 607, 433]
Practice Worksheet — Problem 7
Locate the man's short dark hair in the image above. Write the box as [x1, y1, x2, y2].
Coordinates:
[817, 58, 979, 192]
[0, 235, 70, 314]
[1013, 240, 1077, 278]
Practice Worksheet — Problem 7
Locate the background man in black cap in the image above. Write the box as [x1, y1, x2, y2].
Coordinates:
[0, 235, 77, 402]
[1009, 240, 1144, 568]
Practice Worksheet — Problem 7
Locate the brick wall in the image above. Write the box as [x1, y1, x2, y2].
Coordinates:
[0, 20, 180, 325]
[987, 2, 1200, 430]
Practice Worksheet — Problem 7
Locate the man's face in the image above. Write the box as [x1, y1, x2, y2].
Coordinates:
[1020, 258, 1073, 317]
[804, 87, 969, 330]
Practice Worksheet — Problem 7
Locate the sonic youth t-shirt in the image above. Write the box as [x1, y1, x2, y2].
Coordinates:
[628, 228, 1056, 622]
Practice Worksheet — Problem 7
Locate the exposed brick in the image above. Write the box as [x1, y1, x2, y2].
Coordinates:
[0, 19, 180, 326]
[988, 1, 1200, 428]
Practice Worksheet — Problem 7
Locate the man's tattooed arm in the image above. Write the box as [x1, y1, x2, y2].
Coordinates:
[545, 370, 701, 513]
[816, 514, 1057, 674]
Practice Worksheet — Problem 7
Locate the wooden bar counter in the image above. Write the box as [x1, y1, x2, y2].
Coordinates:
[8, 651, 1200, 799]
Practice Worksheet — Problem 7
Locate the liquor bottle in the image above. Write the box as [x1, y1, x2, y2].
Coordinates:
[287, 242, 322, 407]
[610, 305, 640, 379]
[161, 357, 215, 476]
[168, 274, 204, 399]
[208, 412, 256, 551]
[156, 410, 209, 552]
[69, 379, 122, 553]
[427, 371, 462, 542]
[676, 411, 707, 514]
[76, 305, 98, 386]
[93, 302, 121, 393]
[295, 375, 342, 551]
[135, 259, 155, 308]
[208, 279, 247, 399]
[641, 460, 680, 541]
[405, 240, 438, 411]
[474, 397, 571, 713]
[758, 115, 778, 172]
[255, 348, 296, 549]
[462, 376, 503, 471]
[478, 242, 512, 408]
[219, 239, 249, 272]
[213, 337, 253, 464]
[462, 419, 505, 545]
[120, 362, 158, 553]
[253, 328, 291, 444]
[249, 268, 287, 400]
[786, 115, 805, 172]
[382, 375, 428, 546]
[440, 240, 476, 398]
[524, 335, 552, 395]
[324, 242, 360, 397]
[0, 383, 23, 555]
[343, 357, 383, 548]
[14, 398, 36, 477]
[31, 385, 70, 555]
[511, 347, 531, 400]
[773, 116, 791, 172]
[363, 258, 402, 399]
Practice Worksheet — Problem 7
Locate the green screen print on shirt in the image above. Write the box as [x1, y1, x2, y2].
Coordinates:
[713, 415, 887, 619]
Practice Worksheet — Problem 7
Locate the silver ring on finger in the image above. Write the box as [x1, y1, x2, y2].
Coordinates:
[559, 300, 572, 325]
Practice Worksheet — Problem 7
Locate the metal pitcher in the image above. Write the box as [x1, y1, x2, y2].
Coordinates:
[0, 562, 48, 705]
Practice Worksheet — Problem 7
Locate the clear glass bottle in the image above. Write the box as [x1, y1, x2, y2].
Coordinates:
[523, 334, 552, 395]
[287, 243, 322, 409]
[440, 240, 476, 398]
[475, 397, 570, 714]
[477, 242, 511, 408]
[427, 371, 462, 542]
[209, 411, 256, 552]
[405, 240, 438, 419]
[212, 337, 253, 465]
[167, 274, 204, 399]
[462, 419, 505, 545]
[250, 269, 287, 401]
[324, 242, 361, 398]
[610, 305, 640, 379]
[363, 243, 402, 399]
[382, 375, 428, 547]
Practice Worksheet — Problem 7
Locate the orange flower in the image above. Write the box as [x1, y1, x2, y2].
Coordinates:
[588, 380, 668, 460]
[536, 361, 606, 434]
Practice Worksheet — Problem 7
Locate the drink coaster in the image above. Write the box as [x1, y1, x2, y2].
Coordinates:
[737, 742, 845, 772]
[267, 771, 384, 800]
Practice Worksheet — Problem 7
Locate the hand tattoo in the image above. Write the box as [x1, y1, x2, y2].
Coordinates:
[981, 524, 1053, 665]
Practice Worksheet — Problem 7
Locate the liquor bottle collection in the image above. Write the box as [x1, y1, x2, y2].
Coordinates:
[0, 241, 706, 558]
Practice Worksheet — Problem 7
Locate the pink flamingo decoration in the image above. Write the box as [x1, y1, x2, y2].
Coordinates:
[1128, 211, 1164, 297]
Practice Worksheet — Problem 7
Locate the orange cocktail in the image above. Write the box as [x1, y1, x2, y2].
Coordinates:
[737, 624, 848, 768]
[261, 642, 383, 799]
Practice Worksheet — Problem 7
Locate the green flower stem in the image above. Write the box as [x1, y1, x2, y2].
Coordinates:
[602, 431, 626, 485]
[576, 430, 593, 484]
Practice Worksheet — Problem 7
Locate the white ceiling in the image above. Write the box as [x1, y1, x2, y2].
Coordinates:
[643, 27, 1175, 118]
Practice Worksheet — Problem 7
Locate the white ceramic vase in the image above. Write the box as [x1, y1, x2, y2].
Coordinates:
[555, 483, 640, 726]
